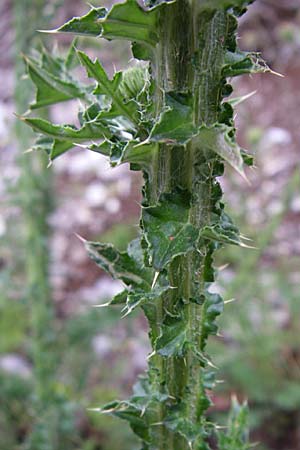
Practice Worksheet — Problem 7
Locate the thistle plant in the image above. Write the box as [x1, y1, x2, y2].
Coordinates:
[21, 0, 270, 448]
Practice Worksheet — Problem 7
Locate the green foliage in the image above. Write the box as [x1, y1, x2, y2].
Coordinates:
[218, 398, 250, 450]
[142, 189, 199, 270]
[0, 300, 27, 352]
[23, 48, 87, 109]
[21, 0, 268, 448]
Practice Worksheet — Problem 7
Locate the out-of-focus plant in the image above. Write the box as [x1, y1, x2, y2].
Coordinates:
[13, 1, 79, 448]
[209, 168, 300, 446]
[21, 0, 271, 448]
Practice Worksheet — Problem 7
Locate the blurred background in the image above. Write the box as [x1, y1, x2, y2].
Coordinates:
[0, 0, 300, 449]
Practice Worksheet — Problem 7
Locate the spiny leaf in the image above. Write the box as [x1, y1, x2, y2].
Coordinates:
[149, 92, 198, 144]
[124, 283, 169, 316]
[155, 317, 189, 358]
[148, 97, 248, 179]
[99, 375, 169, 443]
[200, 291, 224, 350]
[218, 398, 250, 450]
[149, 0, 253, 8]
[24, 53, 86, 109]
[164, 404, 209, 447]
[78, 51, 138, 125]
[20, 117, 109, 142]
[84, 240, 151, 289]
[50, 7, 107, 36]
[85, 238, 170, 315]
[142, 189, 199, 271]
[201, 210, 244, 247]
[154, 317, 211, 364]
[121, 141, 158, 167]
[99, 0, 159, 46]
[241, 150, 254, 167]
[101, 399, 151, 442]
[50, 1, 160, 47]
[30, 136, 73, 161]
[195, 125, 247, 180]
[65, 39, 80, 70]
[109, 290, 128, 306]
[201, 211, 242, 246]
[89, 140, 158, 169]
[223, 50, 270, 78]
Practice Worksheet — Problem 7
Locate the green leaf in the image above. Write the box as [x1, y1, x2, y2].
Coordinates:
[149, 92, 198, 144]
[85, 238, 171, 316]
[124, 282, 169, 316]
[164, 403, 209, 447]
[195, 125, 246, 180]
[148, 97, 248, 180]
[101, 399, 151, 442]
[131, 42, 153, 61]
[218, 398, 250, 450]
[89, 140, 158, 169]
[84, 240, 151, 289]
[78, 51, 138, 125]
[30, 136, 74, 161]
[52, 1, 160, 47]
[100, 0, 159, 46]
[88, 140, 112, 158]
[52, 7, 107, 36]
[99, 375, 169, 443]
[200, 291, 224, 350]
[24, 53, 86, 109]
[223, 50, 269, 78]
[201, 210, 245, 247]
[241, 149, 254, 167]
[110, 290, 128, 305]
[21, 117, 109, 142]
[121, 141, 158, 166]
[142, 189, 199, 271]
[155, 318, 189, 358]
[155, 312, 210, 363]
[149, 0, 253, 7]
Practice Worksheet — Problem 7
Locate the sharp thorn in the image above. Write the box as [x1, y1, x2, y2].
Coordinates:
[74, 232, 87, 243]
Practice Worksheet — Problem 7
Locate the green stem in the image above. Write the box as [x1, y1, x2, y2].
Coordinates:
[148, 3, 229, 449]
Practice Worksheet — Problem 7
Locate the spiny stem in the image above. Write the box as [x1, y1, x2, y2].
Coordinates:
[21, 1, 257, 448]
[148, 3, 230, 449]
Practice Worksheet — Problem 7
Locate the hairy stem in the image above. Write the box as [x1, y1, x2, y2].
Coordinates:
[149, 2, 229, 449]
